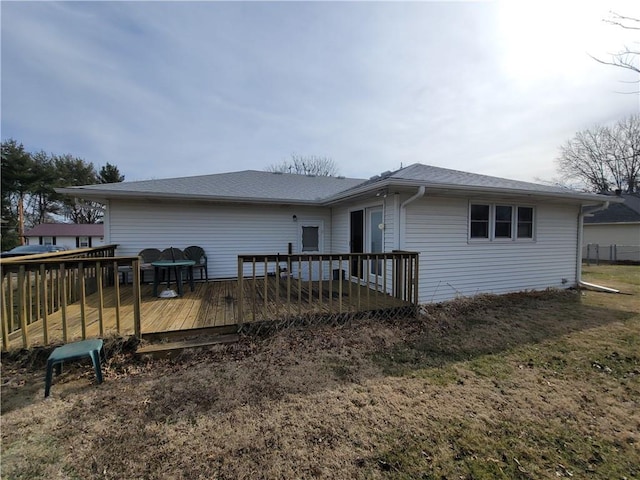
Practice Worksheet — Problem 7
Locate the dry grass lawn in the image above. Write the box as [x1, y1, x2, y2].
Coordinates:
[1, 265, 639, 479]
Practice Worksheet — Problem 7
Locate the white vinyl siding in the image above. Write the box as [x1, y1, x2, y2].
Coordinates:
[404, 196, 580, 303]
[583, 223, 640, 246]
[108, 200, 331, 279]
[106, 195, 583, 303]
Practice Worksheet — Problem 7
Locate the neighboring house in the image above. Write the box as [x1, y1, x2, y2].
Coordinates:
[582, 192, 640, 262]
[57, 163, 618, 304]
[24, 223, 105, 250]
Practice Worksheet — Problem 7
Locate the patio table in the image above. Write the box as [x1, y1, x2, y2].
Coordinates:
[152, 260, 196, 297]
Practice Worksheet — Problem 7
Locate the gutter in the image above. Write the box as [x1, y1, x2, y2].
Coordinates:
[398, 186, 426, 249]
[576, 201, 609, 286]
[579, 281, 620, 294]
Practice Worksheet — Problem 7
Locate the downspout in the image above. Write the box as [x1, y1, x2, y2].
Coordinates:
[398, 186, 426, 250]
[576, 201, 609, 285]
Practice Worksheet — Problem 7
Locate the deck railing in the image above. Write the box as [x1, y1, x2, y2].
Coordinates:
[1, 245, 141, 350]
[236, 251, 419, 325]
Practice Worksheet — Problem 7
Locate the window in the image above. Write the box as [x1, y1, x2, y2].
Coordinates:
[42, 236, 54, 245]
[78, 236, 90, 248]
[517, 207, 533, 238]
[470, 204, 490, 238]
[469, 203, 534, 241]
[301, 226, 319, 252]
[494, 206, 513, 238]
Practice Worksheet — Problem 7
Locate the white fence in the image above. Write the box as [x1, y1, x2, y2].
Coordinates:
[582, 244, 640, 265]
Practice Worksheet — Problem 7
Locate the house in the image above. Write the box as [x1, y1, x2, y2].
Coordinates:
[57, 163, 618, 304]
[582, 192, 640, 263]
[24, 223, 105, 249]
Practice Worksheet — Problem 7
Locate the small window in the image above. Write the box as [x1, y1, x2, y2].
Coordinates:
[42, 236, 54, 245]
[79, 236, 90, 248]
[517, 207, 534, 238]
[470, 204, 490, 238]
[494, 205, 513, 238]
[301, 226, 319, 252]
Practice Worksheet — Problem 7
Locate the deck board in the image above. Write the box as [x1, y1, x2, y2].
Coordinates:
[8, 278, 412, 349]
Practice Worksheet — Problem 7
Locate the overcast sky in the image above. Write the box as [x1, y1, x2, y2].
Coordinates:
[2, 1, 639, 184]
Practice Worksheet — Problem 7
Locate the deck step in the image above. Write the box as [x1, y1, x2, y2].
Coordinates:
[136, 333, 239, 357]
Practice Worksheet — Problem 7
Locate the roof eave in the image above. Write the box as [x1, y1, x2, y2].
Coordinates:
[54, 187, 324, 206]
[322, 179, 621, 205]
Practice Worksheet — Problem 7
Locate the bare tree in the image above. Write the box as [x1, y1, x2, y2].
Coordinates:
[557, 114, 640, 193]
[591, 12, 639, 91]
[267, 154, 339, 177]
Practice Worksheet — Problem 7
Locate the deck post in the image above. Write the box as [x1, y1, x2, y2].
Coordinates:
[132, 259, 142, 337]
[237, 256, 244, 326]
[113, 260, 121, 332]
[413, 254, 419, 305]
[6, 271, 15, 332]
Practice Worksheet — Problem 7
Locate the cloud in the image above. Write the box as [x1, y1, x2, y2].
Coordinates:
[1, 1, 638, 183]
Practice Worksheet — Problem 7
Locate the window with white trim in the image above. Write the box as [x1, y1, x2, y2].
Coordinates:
[42, 236, 54, 245]
[78, 236, 90, 248]
[469, 203, 534, 241]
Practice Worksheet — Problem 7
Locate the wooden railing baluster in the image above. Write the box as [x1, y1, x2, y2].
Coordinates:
[112, 261, 121, 332]
[297, 257, 302, 316]
[96, 261, 104, 337]
[1, 268, 9, 350]
[40, 264, 49, 345]
[338, 255, 343, 314]
[18, 266, 28, 348]
[60, 263, 68, 343]
[79, 263, 87, 339]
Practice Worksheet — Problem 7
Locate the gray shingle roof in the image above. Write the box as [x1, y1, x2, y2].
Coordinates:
[62, 170, 365, 203]
[584, 194, 640, 223]
[25, 223, 104, 237]
[371, 163, 580, 195]
[59, 163, 613, 205]
[324, 163, 612, 203]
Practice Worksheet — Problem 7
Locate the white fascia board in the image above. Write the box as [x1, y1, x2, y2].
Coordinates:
[54, 188, 322, 206]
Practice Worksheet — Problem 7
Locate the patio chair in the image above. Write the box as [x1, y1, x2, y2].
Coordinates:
[159, 247, 186, 261]
[138, 248, 162, 283]
[184, 245, 208, 281]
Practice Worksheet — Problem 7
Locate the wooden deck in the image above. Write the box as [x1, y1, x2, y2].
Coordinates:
[8, 278, 411, 349]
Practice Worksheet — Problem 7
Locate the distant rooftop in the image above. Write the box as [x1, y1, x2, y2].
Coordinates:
[24, 223, 104, 237]
[584, 193, 640, 224]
